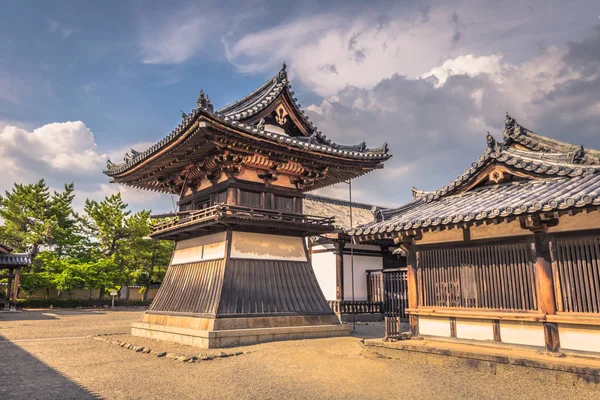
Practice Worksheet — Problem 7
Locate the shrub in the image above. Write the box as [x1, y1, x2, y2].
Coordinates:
[18, 298, 151, 309]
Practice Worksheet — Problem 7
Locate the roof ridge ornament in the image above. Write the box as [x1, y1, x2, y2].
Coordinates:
[504, 112, 516, 130]
[197, 89, 214, 113]
[276, 61, 287, 83]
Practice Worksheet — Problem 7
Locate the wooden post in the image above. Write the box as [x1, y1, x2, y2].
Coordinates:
[226, 187, 237, 205]
[406, 241, 419, 337]
[335, 241, 345, 301]
[533, 231, 559, 352]
[12, 267, 20, 309]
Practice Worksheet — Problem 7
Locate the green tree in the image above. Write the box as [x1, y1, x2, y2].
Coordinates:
[0, 180, 83, 257]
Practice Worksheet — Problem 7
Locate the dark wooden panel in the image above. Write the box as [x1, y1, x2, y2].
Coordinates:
[418, 243, 536, 311]
[149, 259, 226, 316]
[218, 259, 332, 316]
[553, 235, 600, 314]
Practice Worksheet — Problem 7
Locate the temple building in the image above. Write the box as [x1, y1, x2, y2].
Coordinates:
[104, 64, 391, 348]
[0, 242, 30, 310]
[353, 114, 600, 355]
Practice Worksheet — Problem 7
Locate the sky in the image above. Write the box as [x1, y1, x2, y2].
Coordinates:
[1, 0, 600, 212]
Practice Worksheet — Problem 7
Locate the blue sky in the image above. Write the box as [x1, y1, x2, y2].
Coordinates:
[1, 0, 600, 212]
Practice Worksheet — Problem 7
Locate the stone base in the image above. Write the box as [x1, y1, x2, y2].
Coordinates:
[132, 321, 350, 348]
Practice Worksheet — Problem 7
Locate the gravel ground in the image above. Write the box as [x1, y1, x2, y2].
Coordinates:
[1, 309, 598, 400]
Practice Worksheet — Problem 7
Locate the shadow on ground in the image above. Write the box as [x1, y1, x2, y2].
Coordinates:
[0, 309, 107, 322]
[0, 334, 99, 400]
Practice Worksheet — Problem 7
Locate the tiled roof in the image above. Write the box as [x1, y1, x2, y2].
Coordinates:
[355, 174, 600, 236]
[353, 120, 600, 236]
[303, 194, 381, 232]
[503, 113, 600, 165]
[419, 134, 600, 203]
[0, 252, 31, 266]
[104, 64, 390, 176]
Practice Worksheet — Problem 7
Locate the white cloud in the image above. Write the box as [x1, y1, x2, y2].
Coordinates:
[0, 122, 106, 175]
[139, 10, 211, 65]
[0, 122, 172, 212]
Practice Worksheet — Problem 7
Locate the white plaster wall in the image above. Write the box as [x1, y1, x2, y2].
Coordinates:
[311, 251, 337, 301]
[419, 316, 451, 337]
[455, 318, 494, 341]
[230, 232, 306, 261]
[172, 232, 226, 264]
[500, 321, 545, 347]
[559, 325, 600, 353]
[343, 254, 382, 301]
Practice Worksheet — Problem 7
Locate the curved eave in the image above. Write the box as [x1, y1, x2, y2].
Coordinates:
[417, 137, 600, 203]
[104, 109, 391, 179]
[353, 174, 600, 238]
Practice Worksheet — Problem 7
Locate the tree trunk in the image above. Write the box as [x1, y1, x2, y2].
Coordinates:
[144, 247, 158, 302]
[98, 287, 105, 302]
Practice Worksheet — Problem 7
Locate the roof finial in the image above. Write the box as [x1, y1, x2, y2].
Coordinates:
[504, 111, 516, 129]
[106, 158, 115, 169]
[277, 62, 288, 83]
[486, 131, 497, 148]
[197, 89, 213, 112]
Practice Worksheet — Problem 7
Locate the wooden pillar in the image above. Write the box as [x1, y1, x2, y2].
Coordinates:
[406, 242, 419, 337]
[12, 267, 20, 309]
[226, 187, 237, 205]
[6, 272, 13, 310]
[533, 231, 559, 352]
[335, 241, 345, 301]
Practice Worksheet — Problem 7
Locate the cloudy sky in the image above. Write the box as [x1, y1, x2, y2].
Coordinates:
[1, 0, 600, 212]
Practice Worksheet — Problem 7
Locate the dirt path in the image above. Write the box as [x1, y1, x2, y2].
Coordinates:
[1, 309, 597, 399]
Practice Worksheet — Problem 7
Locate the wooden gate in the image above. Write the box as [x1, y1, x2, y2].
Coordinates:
[367, 268, 408, 337]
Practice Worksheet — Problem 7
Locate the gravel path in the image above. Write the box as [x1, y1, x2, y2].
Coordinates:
[1, 309, 598, 399]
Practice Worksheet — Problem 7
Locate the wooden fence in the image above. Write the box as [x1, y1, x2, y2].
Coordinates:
[328, 300, 382, 315]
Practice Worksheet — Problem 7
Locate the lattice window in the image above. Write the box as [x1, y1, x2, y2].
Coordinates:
[419, 243, 537, 310]
[553, 235, 600, 314]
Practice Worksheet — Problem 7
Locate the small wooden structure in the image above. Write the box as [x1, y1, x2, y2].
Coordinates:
[0, 243, 31, 310]
[354, 113, 600, 355]
[104, 64, 391, 347]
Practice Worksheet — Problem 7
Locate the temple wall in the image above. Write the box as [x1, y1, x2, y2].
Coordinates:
[455, 318, 494, 341]
[469, 220, 526, 240]
[547, 211, 600, 233]
[418, 229, 463, 245]
[419, 316, 451, 337]
[311, 250, 337, 301]
[558, 325, 600, 353]
[172, 232, 226, 264]
[230, 232, 307, 261]
[343, 254, 382, 301]
[499, 321, 545, 347]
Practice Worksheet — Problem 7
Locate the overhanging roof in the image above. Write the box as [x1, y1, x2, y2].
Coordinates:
[354, 117, 600, 238]
[103, 64, 391, 192]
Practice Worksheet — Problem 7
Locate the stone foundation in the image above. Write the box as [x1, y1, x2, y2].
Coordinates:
[132, 312, 350, 348]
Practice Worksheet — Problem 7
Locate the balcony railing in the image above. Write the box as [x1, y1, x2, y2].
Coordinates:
[151, 203, 335, 237]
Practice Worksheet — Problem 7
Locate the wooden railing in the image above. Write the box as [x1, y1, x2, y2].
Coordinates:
[151, 204, 335, 235]
[328, 300, 382, 315]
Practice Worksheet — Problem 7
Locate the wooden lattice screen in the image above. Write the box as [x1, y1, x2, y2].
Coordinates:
[552, 235, 600, 314]
[418, 243, 537, 310]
